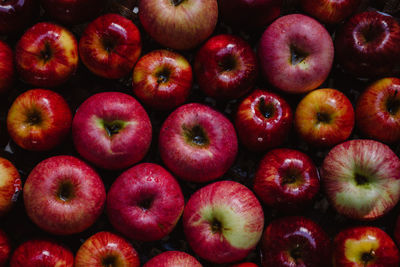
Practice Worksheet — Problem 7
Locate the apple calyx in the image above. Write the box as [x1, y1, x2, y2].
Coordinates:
[316, 112, 331, 124]
[56, 181, 75, 202]
[171, 0, 185, 7]
[258, 97, 275, 119]
[156, 68, 170, 84]
[138, 196, 154, 211]
[386, 90, 400, 115]
[361, 24, 384, 44]
[218, 55, 237, 72]
[281, 169, 301, 186]
[101, 120, 126, 137]
[290, 46, 308, 65]
[183, 124, 209, 147]
[102, 254, 119, 267]
[101, 37, 116, 53]
[354, 173, 370, 186]
[25, 109, 43, 126]
[40, 43, 53, 63]
[361, 250, 376, 265]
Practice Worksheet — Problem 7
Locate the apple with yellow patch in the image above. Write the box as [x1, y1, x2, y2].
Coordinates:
[0, 158, 21, 217]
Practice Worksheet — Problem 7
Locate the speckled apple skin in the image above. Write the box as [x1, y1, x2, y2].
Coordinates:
[143, 251, 202, 267]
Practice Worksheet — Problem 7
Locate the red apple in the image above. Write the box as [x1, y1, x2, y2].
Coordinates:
[235, 89, 292, 151]
[15, 22, 78, 87]
[75, 231, 140, 267]
[295, 88, 354, 147]
[0, 0, 39, 35]
[194, 34, 258, 100]
[139, 0, 218, 50]
[132, 49, 192, 110]
[395, 214, 400, 247]
[300, 0, 361, 24]
[0, 40, 14, 93]
[143, 251, 202, 267]
[7, 89, 72, 151]
[159, 103, 238, 183]
[72, 92, 152, 170]
[0, 230, 10, 266]
[79, 13, 141, 79]
[23, 155, 106, 235]
[106, 163, 184, 242]
[0, 157, 20, 217]
[333, 226, 400, 267]
[258, 14, 334, 94]
[262, 216, 331, 267]
[183, 181, 264, 264]
[232, 263, 258, 267]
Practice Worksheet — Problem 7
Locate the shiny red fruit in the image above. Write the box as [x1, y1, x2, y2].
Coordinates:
[0, 0, 39, 35]
[0, 41, 14, 93]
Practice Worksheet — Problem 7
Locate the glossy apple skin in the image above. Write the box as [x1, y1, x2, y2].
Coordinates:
[75, 231, 140, 267]
[0, 158, 20, 217]
[159, 103, 238, 183]
[107, 163, 184, 242]
[0, 0, 39, 35]
[262, 216, 331, 267]
[143, 251, 202, 267]
[254, 148, 320, 211]
[335, 11, 400, 78]
[258, 14, 334, 94]
[0, 41, 14, 93]
[139, 0, 218, 50]
[194, 34, 258, 100]
[183, 181, 264, 263]
[7, 89, 72, 151]
[333, 226, 400, 267]
[235, 89, 292, 151]
[132, 49, 192, 110]
[0, 229, 10, 266]
[23, 155, 106, 235]
[301, 0, 361, 24]
[322, 139, 400, 220]
[356, 78, 400, 144]
[295, 88, 354, 147]
[72, 92, 152, 170]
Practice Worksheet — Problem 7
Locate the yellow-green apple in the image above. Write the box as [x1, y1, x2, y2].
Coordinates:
[15, 22, 78, 87]
[23, 155, 106, 235]
[0, 0, 39, 35]
[143, 251, 202, 267]
[183, 181, 264, 263]
[0, 229, 10, 266]
[235, 89, 292, 151]
[194, 34, 258, 100]
[321, 139, 400, 220]
[132, 49, 192, 110]
[106, 163, 184, 241]
[72, 92, 152, 170]
[295, 88, 354, 147]
[7, 89, 72, 151]
[261, 216, 331, 267]
[333, 226, 400, 267]
[138, 0, 218, 50]
[335, 11, 400, 78]
[159, 103, 238, 183]
[79, 13, 141, 79]
[356, 77, 400, 144]
[258, 14, 334, 94]
[75, 231, 140, 267]
[301, 0, 361, 24]
[0, 40, 14, 93]
[0, 158, 21, 217]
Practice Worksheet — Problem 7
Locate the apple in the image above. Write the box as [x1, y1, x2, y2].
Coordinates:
[72, 92, 152, 170]
[194, 34, 258, 100]
[183, 181, 264, 263]
[132, 49, 192, 110]
[7, 89, 72, 151]
[261, 216, 331, 267]
[335, 11, 400, 78]
[159, 103, 238, 183]
[75, 231, 140, 267]
[23, 155, 106, 235]
[258, 14, 334, 94]
[10, 239, 74, 267]
[300, 0, 361, 24]
[356, 77, 400, 144]
[0, 0, 39, 35]
[143, 251, 202, 267]
[235, 89, 292, 151]
[254, 148, 320, 211]
[139, 0, 218, 50]
[79, 13, 141, 79]
[333, 226, 400, 267]
[232, 263, 258, 267]
[106, 163, 184, 242]
[321, 139, 400, 220]
[0, 40, 14, 93]
[0, 157, 20, 217]
[0, 230, 10, 266]
[295, 88, 354, 147]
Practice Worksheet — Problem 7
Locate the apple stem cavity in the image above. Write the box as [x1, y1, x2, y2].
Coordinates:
[171, 0, 185, 6]
[183, 125, 209, 147]
[258, 97, 275, 119]
[290, 244, 303, 264]
[56, 181, 75, 202]
[156, 68, 171, 84]
[316, 112, 331, 124]
[290, 46, 308, 66]
[40, 42, 53, 63]
[101, 37, 116, 53]
[218, 55, 237, 72]
[354, 173, 369, 186]
[102, 120, 125, 137]
[362, 25, 382, 43]
[138, 197, 153, 211]
[361, 250, 376, 264]
[386, 91, 400, 115]
[211, 219, 222, 234]
[26, 109, 42, 126]
[102, 255, 117, 267]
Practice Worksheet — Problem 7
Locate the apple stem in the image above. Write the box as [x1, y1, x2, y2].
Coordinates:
[171, 0, 185, 6]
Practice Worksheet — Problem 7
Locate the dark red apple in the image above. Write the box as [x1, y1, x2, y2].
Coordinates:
[143, 251, 202, 267]
[0, 229, 10, 266]
[0, 0, 39, 35]
[0, 157, 20, 217]
[0, 40, 14, 93]
[232, 263, 258, 267]
[395, 214, 400, 247]
[301, 0, 361, 24]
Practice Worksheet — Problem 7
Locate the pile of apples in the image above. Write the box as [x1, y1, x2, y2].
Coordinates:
[1, 0, 400, 266]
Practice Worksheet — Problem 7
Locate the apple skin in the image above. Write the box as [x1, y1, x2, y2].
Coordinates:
[232, 263, 258, 267]
[0, 157, 21, 217]
[139, 0, 218, 50]
[254, 148, 320, 211]
[23, 155, 106, 235]
[183, 181, 264, 264]
[235, 89, 292, 151]
[300, 0, 361, 24]
[0, 40, 14, 93]
[356, 77, 400, 144]
[72, 92, 152, 170]
[194, 34, 258, 100]
[7, 89, 72, 151]
[0, 229, 10, 267]
[0, 0, 39, 35]
[106, 163, 184, 242]
[333, 226, 400, 267]
[132, 49, 192, 110]
[79, 13, 141, 79]
[261, 216, 331, 267]
[159, 103, 238, 183]
[143, 251, 202, 267]
[258, 14, 334, 94]
[335, 11, 400, 78]
[295, 88, 354, 147]
[321, 139, 400, 220]
[75, 231, 140, 267]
